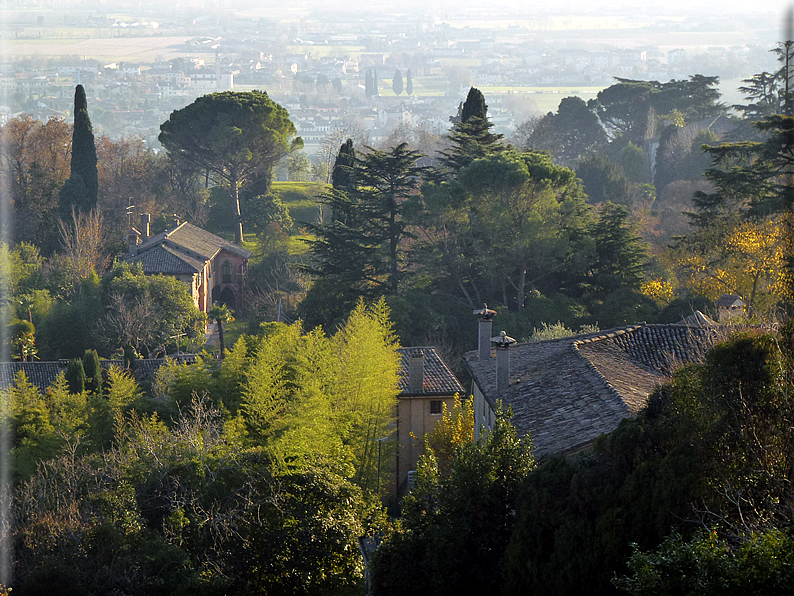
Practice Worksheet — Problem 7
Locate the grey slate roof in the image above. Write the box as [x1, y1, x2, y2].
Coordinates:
[135, 222, 252, 261]
[397, 347, 464, 396]
[126, 244, 206, 275]
[0, 355, 198, 393]
[465, 323, 719, 460]
[716, 294, 745, 309]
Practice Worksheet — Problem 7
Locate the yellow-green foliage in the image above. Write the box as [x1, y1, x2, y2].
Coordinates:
[240, 299, 400, 485]
[423, 395, 474, 480]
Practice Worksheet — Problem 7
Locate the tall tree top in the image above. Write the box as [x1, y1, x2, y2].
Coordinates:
[74, 84, 87, 113]
[331, 138, 356, 192]
[461, 87, 488, 123]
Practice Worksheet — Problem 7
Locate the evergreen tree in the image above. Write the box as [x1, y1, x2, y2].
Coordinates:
[305, 143, 428, 303]
[392, 69, 403, 95]
[331, 139, 356, 193]
[587, 202, 649, 296]
[460, 87, 487, 122]
[373, 68, 378, 96]
[440, 87, 504, 174]
[65, 358, 86, 394]
[82, 348, 102, 395]
[405, 68, 413, 96]
[59, 85, 98, 216]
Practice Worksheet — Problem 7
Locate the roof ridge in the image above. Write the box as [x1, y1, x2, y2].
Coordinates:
[569, 341, 631, 416]
[572, 324, 643, 346]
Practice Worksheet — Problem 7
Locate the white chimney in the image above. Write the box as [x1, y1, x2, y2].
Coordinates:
[139, 213, 150, 241]
[474, 304, 497, 361]
[491, 331, 516, 393]
[408, 348, 424, 393]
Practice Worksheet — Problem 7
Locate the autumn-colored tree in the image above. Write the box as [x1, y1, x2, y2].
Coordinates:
[1, 115, 71, 252]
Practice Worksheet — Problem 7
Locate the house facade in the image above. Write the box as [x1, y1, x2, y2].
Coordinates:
[124, 215, 252, 313]
[395, 347, 464, 496]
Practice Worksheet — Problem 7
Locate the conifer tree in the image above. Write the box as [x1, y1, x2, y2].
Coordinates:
[440, 87, 504, 174]
[65, 358, 86, 394]
[406, 69, 413, 96]
[59, 85, 98, 216]
[393, 69, 403, 95]
[331, 138, 356, 194]
[82, 348, 102, 395]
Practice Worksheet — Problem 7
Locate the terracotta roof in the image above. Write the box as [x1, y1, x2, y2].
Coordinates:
[0, 355, 198, 393]
[125, 244, 206, 275]
[397, 347, 464, 396]
[135, 222, 251, 261]
[465, 323, 719, 460]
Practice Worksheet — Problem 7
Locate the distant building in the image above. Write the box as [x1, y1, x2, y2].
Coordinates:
[124, 216, 251, 313]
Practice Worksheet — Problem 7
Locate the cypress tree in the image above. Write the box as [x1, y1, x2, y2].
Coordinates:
[82, 348, 102, 394]
[393, 69, 403, 95]
[331, 139, 356, 194]
[60, 85, 98, 215]
[406, 68, 413, 96]
[372, 68, 378, 96]
[440, 87, 504, 173]
[460, 87, 488, 122]
[65, 358, 86, 394]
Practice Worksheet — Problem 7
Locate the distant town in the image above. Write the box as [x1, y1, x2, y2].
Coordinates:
[0, 1, 782, 165]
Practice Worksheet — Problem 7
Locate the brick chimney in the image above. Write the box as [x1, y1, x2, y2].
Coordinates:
[491, 331, 516, 393]
[473, 304, 497, 361]
[139, 213, 150, 241]
[408, 348, 424, 393]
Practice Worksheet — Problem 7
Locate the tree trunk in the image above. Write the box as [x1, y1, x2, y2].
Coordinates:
[516, 267, 527, 312]
[231, 177, 244, 245]
[389, 198, 399, 293]
[218, 318, 226, 359]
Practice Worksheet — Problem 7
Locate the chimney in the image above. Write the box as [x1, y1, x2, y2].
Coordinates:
[139, 213, 150, 241]
[408, 348, 424, 393]
[473, 304, 497, 361]
[126, 228, 140, 256]
[491, 331, 516, 393]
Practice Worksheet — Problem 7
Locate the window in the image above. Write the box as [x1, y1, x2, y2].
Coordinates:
[430, 400, 442, 415]
[222, 261, 232, 284]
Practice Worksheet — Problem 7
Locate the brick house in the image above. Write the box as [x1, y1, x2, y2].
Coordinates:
[124, 215, 252, 313]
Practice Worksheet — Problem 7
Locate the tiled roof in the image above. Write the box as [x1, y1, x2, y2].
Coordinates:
[135, 222, 251, 261]
[0, 355, 198, 393]
[397, 347, 464, 396]
[125, 244, 205, 275]
[465, 323, 719, 460]
[716, 294, 745, 308]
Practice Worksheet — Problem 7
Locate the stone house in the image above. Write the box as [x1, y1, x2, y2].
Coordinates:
[395, 347, 464, 496]
[465, 310, 719, 461]
[124, 215, 252, 314]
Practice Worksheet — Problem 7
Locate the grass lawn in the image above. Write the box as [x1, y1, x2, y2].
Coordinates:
[271, 181, 326, 226]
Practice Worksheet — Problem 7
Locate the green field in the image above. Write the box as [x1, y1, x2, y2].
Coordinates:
[270, 181, 325, 227]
